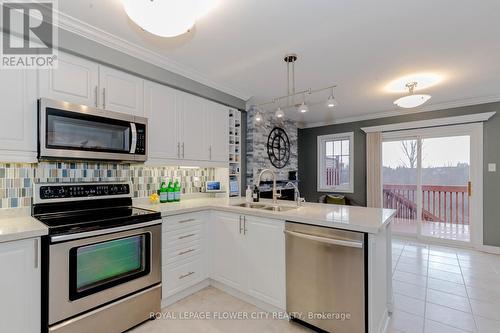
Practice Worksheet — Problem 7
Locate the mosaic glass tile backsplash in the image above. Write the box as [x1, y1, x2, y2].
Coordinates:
[0, 162, 215, 209]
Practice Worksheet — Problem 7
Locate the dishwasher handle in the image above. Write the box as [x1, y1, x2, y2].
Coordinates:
[284, 230, 363, 248]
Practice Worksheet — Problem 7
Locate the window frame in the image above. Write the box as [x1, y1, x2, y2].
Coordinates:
[317, 132, 354, 193]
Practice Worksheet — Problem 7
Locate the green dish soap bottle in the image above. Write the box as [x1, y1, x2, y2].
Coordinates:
[167, 179, 175, 202]
[159, 179, 168, 203]
[174, 179, 181, 202]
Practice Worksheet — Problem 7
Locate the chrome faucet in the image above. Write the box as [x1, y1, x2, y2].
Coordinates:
[285, 181, 305, 207]
[257, 169, 281, 204]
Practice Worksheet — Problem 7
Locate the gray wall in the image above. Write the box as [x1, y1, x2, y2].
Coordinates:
[298, 102, 500, 247]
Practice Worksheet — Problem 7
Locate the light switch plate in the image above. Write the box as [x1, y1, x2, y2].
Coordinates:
[488, 163, 496, 172]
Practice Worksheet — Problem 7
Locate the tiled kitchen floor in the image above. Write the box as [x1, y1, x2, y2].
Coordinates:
[389, 238, 500, 333]
[132, 238, 500, 333]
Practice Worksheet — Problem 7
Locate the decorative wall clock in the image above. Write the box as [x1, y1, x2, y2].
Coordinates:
[267, 127, 291, 169]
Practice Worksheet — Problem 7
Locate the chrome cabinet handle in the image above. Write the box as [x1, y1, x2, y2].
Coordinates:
[178, 248, 195, 256]
[178, 218, 195, 224]
[243, 216, 247, 235]
[34, 238, 39, 269]
[239, 215, 243, 234]
[177, 142, 180, 159]
[182, 142, 185, 158]
[178, 233, 195, 240]
[94, 86, 98, 107]
[284, 230, 363, 248]
[209, 145, 212, 160]
[102, 88, 106, 109]
[179, 271, 195, 279]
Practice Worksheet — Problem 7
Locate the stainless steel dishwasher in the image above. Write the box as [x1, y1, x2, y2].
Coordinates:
[285, 222, 367, 333]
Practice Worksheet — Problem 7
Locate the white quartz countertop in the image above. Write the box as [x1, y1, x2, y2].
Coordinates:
[0, 208, 48, 243]
[134, 197, 396, 234]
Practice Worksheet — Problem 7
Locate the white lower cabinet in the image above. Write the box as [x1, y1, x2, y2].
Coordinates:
[161, 213, 207, 299]
[161, 211, 286, 309]
[210, 212, 286, 309]
[0, 238, 40, 333]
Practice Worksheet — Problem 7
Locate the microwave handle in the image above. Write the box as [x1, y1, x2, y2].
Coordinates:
[130, 123, 137, 154]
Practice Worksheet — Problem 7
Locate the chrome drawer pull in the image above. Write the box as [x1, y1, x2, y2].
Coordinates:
[178, 249, 195, 256]
[179, 271, 195, 279]
[178, 218, 195, 224]
[178, 233, 196, 240]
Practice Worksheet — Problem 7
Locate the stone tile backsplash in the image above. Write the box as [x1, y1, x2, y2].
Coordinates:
[0, 162, 215, 209]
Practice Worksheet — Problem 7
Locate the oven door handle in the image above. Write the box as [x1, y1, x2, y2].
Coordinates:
[50, 220, 161, 243]
[130, 122, 137, 154]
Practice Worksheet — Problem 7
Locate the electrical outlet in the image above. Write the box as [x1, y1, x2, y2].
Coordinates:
[488, 163, 496, 172]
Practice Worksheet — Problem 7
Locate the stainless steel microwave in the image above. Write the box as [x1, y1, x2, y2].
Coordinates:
[38, 98, 147, 162]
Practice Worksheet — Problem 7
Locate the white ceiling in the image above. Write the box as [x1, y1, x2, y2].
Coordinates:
[58, 0, 500, 126]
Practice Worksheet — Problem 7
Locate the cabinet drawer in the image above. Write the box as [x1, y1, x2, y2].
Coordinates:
[163, 240, 202, 265]
[163, 213, 203, 231]
[162, 224, 203, 249]
[162, 256, 204, 298]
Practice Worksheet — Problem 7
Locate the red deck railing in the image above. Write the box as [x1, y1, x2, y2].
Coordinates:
[383, 184, 469, 225]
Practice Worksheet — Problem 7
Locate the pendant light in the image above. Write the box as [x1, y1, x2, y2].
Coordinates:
[254, 111, 263, 123]
[299, 93, 309, 113]
[394, 82, 431, 108]
[327, 87, 338, 108]
[275, 107, 285, 119]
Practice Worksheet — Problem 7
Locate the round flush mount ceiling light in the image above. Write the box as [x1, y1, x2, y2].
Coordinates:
[385, 73, 443, 93]
[122, 0, 219, 38]
[394, 82, 431, 108]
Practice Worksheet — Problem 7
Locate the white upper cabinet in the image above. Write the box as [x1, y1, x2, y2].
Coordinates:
[0, 67, 37, 160]
[39, 51, 99, 107]
[99, 65, 144, 116]
[144, 81, 180, 160]
[207, 102, 229, 162]
[179, 92, 210, 161]
[0, 238, 40, 333]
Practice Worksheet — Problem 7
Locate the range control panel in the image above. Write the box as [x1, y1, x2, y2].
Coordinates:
[39, 183, 130, 200]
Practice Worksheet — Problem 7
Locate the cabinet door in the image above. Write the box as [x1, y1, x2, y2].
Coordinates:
[208, 102, 229, 162]
[179, 93, 209, 160]
[0, 238, 40, 333]
[39, 51, 99, 106]
[0, 67, 37, 157]
[144, 81, 180, 160]
[244, 216, 286, 308]
[99, 65, 144, 116]
[211, 213, 243, 290]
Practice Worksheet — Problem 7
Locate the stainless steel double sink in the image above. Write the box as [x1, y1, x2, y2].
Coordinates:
[233, 202, 298, 212]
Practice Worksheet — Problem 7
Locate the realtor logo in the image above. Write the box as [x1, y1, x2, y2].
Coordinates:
[1, 0, 58, 68]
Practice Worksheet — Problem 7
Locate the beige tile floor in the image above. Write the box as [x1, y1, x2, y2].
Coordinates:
[129, 286, 313, 333]
[389, 238, 500, 333]
[131, 238, 500, 333]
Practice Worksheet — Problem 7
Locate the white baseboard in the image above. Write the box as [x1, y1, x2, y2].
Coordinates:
[477, 245, 500, 255]
[209, 279, 285, 314]
[161, 279, 210, 308]
[161, 278, 284, 315]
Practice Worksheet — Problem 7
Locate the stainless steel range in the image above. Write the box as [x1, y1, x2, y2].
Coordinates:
[32, 182, 162, 333]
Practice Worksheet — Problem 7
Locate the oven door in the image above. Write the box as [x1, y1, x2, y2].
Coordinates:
[48, 223, 161, 325]
[38, 98, 146, 161]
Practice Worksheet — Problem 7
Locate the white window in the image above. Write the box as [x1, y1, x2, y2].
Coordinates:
[317, 132, 354, 193]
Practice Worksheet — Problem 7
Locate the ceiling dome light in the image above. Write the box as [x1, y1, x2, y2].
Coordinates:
[394, 82, 431, 108]
[299, 102, 309, 113]
[385, 73, 443, 93]
[122, 0, 219, 38]
[275, 107, 285, 119]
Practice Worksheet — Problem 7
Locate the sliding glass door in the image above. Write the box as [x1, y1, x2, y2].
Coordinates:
[382, 124, 481, 245]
